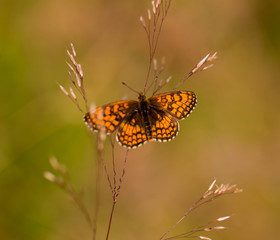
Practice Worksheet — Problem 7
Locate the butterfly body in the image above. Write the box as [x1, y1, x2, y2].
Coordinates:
[84, 91, 197, 149]
[137, 94, 153, 140]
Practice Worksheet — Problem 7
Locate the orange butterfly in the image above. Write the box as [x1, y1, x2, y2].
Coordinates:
[84, 91, 196, 149]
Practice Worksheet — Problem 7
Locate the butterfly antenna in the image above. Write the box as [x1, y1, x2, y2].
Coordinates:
[122, 82, 140, 95]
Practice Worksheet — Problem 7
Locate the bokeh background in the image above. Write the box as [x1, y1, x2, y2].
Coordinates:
[1, 0, 280, 239]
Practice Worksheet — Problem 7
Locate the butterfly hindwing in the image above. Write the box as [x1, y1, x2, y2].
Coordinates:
[84, 100, 138, 134]
[149, 91, 197, 120]
[116, 106, 179, 148]
[116, 111, 148, 148]
[149, 108, 179, 142]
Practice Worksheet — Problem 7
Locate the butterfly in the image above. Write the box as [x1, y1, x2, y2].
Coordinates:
[84, 91, 197, 149]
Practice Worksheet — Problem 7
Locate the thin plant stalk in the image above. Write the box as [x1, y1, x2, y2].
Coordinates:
[160, 181, 242, 240]
[105, 149, 129, 240]
[141, 0, 172, 95]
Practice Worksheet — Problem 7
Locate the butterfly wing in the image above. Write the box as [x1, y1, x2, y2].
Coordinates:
[84, 100, 138, 134]
[84, 91, 196, 148]
[116, 111, 148, 149]
[149, 108, 179, 142]
[149, 91, 197, 120]
[117, 107, 179, 148]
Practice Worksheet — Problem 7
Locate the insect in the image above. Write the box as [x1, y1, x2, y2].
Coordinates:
[84, 91, 197, 149]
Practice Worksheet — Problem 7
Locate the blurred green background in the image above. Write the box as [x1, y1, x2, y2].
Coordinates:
[1, 0, 280, 239]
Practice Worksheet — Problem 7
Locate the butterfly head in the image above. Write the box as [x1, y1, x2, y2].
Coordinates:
[138, 92, 146, 101]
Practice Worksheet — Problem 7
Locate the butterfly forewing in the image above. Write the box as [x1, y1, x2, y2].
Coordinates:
[84, 100, 138, 134]
[149, 91, 197, 119]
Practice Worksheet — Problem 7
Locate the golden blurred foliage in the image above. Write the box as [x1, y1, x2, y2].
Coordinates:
[1, 0, 280, 239]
